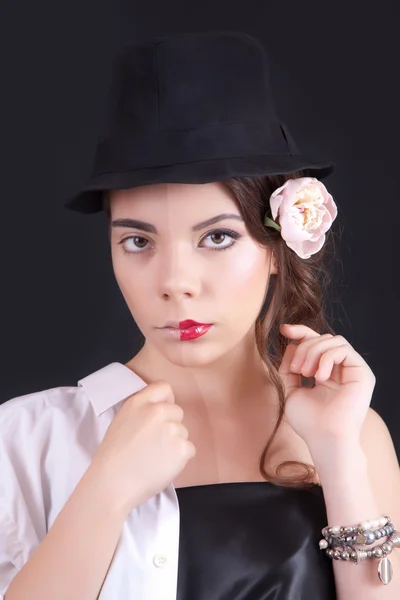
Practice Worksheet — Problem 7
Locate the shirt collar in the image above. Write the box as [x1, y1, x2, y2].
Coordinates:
[77, 362, 148, 416]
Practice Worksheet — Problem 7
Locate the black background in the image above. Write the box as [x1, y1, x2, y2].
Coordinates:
[1, 1, 399, 458]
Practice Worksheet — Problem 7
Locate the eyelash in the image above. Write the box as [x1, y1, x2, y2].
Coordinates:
[118, 228, 241, 256]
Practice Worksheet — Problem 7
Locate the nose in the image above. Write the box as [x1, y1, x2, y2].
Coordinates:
[157, 244, 201, 300]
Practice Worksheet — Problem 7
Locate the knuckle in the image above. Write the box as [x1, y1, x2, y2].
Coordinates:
[187, 441, 197, 457]
[154, 380, 174, 396]
[157, 381, 172, 395]
[165, 420, 179, 435]
[151, 380, 172, 392]
[173, 405, 184, 421]
[179, 424, 189, 439]
[158, 402, 171, 416]
[151, 402, 169, 420]
[145, 381, 174, 401]
[173, 422, 189, 439]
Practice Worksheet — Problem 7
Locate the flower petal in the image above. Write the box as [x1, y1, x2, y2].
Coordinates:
[300, 234, 326, 257]
[269, 193, 283, 221]
[285, 233, 326, 259]
[279, 209, 313, 243]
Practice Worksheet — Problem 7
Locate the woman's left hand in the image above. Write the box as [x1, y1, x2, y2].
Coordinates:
[278, 324, 376, 449]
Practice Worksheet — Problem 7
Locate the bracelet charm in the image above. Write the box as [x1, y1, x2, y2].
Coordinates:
[319, 514, 400, 585]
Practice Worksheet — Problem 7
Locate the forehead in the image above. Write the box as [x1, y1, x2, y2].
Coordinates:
[109, 181, 237, 215]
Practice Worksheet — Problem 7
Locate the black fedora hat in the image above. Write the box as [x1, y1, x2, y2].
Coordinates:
[64, 30, 335, 215]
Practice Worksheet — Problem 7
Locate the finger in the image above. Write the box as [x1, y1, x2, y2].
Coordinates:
[279, 325, 320, 375]
[146, 381, 176, 404]
[289, 334, 334, 372]
[278, 342, 302, 391]
[278, 341, 298, 377]
[280, 324, 321, 342]
[176, 423, 189, 439]
[293, 336, 346, 377]
[315, 345, 371, 385]
[314, 344, 350, 382]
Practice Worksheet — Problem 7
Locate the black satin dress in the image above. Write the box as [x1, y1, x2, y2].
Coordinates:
[175, 482, 336, 600]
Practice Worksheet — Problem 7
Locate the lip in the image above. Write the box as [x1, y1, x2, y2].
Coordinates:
[161, 319, 212, 329]
[161, 323, 213, 341]
[179, 319, 211, 329]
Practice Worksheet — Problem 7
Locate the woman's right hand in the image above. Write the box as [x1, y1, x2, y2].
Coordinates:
[90, 381, 196, 516]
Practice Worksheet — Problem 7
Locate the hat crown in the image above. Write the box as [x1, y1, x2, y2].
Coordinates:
[105, 31, 277, 136]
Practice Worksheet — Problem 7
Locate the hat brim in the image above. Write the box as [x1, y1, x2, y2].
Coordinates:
[64, 154, 335, 214]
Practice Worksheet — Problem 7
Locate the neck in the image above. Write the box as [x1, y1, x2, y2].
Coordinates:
[125, 333, 275, 409]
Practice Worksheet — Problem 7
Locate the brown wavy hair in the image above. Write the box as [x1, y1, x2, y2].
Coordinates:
[102, 170, 338, 489]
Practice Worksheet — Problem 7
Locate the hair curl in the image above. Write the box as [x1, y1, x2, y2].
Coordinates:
[102, 170, 337, 489]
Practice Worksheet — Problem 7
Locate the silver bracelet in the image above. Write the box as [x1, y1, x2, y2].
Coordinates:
[318, 514, 400, 585]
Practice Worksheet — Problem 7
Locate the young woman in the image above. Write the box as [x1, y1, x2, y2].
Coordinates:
[1, 30, 400, 600]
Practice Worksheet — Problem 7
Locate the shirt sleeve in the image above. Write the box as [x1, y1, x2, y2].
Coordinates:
[0, 400, 43, 597]
[0, 508, 21, 598]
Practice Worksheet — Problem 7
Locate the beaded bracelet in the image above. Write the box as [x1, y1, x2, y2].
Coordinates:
[318, 514, 400, 585]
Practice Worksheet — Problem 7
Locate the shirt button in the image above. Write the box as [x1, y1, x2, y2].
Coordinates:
[153, 554, 168, 568]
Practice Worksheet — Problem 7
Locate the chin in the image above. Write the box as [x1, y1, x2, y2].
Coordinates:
[160, 341, 228, 368]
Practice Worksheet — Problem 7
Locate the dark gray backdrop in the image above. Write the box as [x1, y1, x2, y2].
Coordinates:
[1, 0, 399, 459]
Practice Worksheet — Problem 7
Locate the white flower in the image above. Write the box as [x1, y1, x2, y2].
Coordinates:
[266, 177, 338, 259]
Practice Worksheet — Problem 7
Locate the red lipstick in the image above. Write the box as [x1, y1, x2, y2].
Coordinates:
[179, 321, 213, 341]
[160, 320, 213, 341]
[178, 320, 208, 328]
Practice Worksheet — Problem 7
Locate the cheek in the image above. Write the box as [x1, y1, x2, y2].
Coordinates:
[219, 251, 270, 323]
[221, 251, 267, 292]
[111, 256, 141, 307]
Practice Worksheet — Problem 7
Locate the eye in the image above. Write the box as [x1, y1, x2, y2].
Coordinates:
[118, 228, 241, 255]
[119, 235, 149, 254]
[200, 229, 241, 251]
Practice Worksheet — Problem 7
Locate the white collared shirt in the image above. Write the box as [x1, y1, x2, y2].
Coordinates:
[0, 362, 182, 600]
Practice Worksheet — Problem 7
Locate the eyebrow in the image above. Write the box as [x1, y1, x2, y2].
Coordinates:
[110, 213, 244, 233]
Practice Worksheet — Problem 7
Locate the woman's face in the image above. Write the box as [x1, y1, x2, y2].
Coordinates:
[109, 182, 277, 367]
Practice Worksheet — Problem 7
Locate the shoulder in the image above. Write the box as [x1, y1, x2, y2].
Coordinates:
[0, 384, 92, 430]
[0, 383, 97, 474]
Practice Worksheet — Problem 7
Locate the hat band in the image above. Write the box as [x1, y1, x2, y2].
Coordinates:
[94, 119, 297, 174]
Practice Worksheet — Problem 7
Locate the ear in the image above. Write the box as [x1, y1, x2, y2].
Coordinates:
[270, 251, 278, 275]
